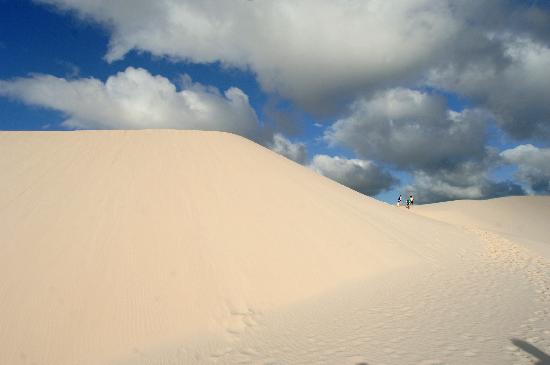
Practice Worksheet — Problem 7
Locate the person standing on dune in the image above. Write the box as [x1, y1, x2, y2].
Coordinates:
[406, 196, 411, 209]
[397, 194, 402, 207]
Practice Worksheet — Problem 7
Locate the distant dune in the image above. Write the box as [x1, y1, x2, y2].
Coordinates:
[0, 130, 548, 365]
[414, 196, 550, 259]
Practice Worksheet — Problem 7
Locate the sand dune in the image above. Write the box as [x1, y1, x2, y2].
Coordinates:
[0, 130, 548, 365]
[414, 196, 550, 259]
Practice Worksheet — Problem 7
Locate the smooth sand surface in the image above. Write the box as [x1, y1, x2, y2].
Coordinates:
[414, 196, 550, 259]
[0, 130, 548, 365]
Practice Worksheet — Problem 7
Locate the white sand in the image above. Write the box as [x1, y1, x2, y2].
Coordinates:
[414, 196, 550, 260]
[0, 130, 548, 365]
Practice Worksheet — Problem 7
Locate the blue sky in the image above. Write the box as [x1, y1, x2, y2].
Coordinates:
[1, 0, 549, 203]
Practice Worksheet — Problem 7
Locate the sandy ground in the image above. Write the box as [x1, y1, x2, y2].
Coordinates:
[0, 130, 548, 365]
[414, 196, 550, 260]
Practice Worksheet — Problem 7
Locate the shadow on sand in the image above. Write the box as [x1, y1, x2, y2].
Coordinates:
[512, 338, 550, 365]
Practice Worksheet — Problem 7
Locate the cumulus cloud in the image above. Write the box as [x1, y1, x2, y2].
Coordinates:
[501, 144, 550, 194]
[325, 88, 488, 171]
[269, 133, 307, 164]
[0, 67, 262, 138]
[323, 87, 528, 203]
[35, 0, 462, 115]
[34, 0, 550, 133]
[454, 1, 550, 48]
[428, 36, 550, 139]
[407, 161, 525, 204]
[309, 155, 397, 196]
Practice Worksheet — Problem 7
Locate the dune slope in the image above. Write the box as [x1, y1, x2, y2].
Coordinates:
[414, 196, 550, 259]
[0, 130, 548, 365]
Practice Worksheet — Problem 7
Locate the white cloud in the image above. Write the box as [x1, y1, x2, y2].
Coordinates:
[324, 88, 488, 170]
[309, 155, 396, 196]
[501, 144, 550, 193]
[34, 1, 550, 135]
[0, 67, 261, 137]
[35, 0, 461, 114]
[269, 133, 307, 164]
